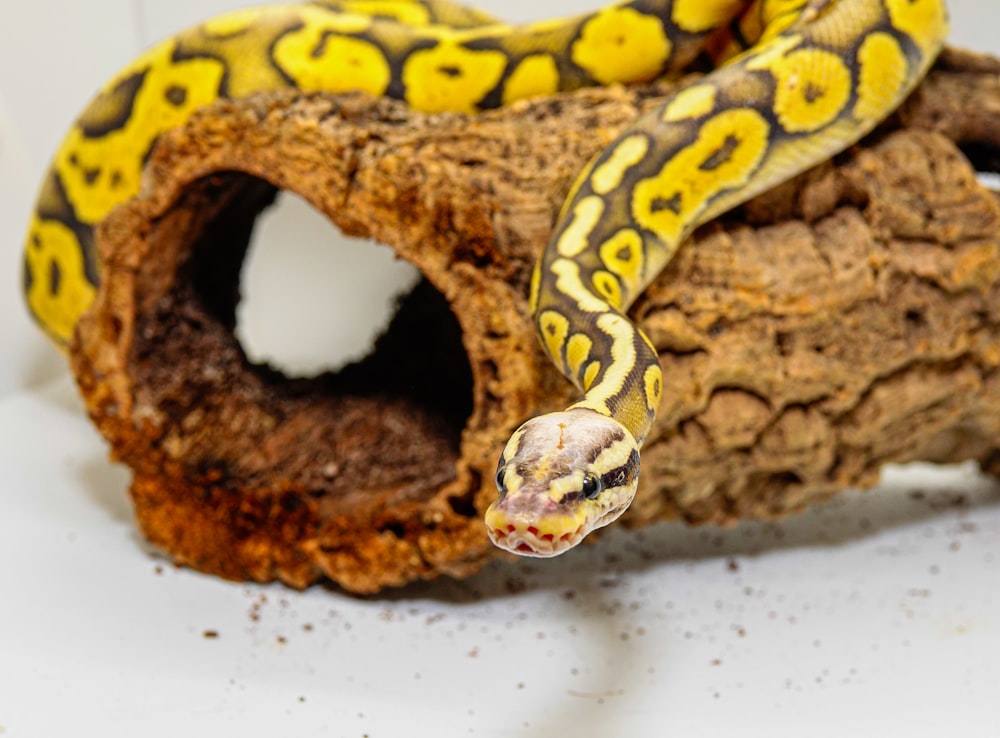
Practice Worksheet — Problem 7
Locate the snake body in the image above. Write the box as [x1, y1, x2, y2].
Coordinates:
[21, 0, 948, 556]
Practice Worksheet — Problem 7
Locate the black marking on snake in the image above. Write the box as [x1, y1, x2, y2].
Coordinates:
[594, 272, 622, 304]
[22, 257, 33, 295]
[437, 64, 462, 77]
[453, 31, 503, 53]
[176, 17, 302, 97]
[377, 34, 439, 103]
[583, 422, 627, 465]
[802, 80, 826, 104]
[262, 21, 316, 87]
[558, 489, 585, 505]
[367, 10, 414, 24]
[625, 0, 721, 71]
[562, 16, 610, 84]
[311, 29, 347, 59]
[881, 22, 927, 76]
[700, 134, 741, 171]
[34, 170, 100, 287]
[262, 20, 314, 90]
[650, 192, 682, 214]
[560, 448, 638, 504]
[626, 0, 675, 23]
[48, 258, 62, 297]
[35, 170, 76, 226]
[80, 222, 100, 287]
[164, 85, 188, 106]
[65, 146, 102, 186]
[77, 70, 147, 138]
[475, 59, 513, 110]
[463, 18, 585, 105]
[171, 42, 237, 98]
[724, 11, 752, 53]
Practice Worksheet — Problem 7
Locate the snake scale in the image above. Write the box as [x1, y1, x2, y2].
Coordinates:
[21, 0, 948, 556]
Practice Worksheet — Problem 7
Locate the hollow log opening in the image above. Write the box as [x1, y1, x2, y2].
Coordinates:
[75, 164, 503, 592]
[130, 171, 474, 497]
[235, 192, 421, 377]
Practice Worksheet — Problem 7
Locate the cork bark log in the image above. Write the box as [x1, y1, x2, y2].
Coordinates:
[71, 48, 1000, 593]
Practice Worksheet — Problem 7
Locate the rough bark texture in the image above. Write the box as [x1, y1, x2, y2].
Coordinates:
[71, 48, 1000, 593]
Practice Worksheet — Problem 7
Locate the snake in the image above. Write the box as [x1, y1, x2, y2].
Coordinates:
[21, 0, 948, 556]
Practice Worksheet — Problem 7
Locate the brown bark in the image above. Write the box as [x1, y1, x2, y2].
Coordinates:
[70, 48, 1000, 593]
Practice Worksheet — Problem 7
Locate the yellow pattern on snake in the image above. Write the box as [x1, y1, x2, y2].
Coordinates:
[21, 0, 948, 556]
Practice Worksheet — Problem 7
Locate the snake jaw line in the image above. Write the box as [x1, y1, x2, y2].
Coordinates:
[486, 522, 585, 558]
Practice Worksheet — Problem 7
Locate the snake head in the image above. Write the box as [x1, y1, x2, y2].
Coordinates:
[485, 409, 640, 557]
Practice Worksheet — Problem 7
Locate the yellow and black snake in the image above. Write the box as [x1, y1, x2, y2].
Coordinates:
[21, 0, 948, 556]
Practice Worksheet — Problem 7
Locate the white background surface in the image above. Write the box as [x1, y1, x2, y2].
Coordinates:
[1, 1, 998, 736]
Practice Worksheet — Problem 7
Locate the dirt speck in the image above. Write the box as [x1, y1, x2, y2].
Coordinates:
[505, 577, 527, 594]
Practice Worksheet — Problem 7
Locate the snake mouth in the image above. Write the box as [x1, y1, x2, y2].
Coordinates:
[487, 523, 584, 557]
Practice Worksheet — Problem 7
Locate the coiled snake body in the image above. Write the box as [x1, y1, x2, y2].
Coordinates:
[21, 0, 948, 556]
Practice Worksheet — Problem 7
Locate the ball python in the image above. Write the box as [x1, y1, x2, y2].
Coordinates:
[21, 0, 948, 556]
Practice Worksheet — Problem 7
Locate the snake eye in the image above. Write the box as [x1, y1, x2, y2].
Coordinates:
[581, 472, 603, 499]
[495, 462, 506, 492]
